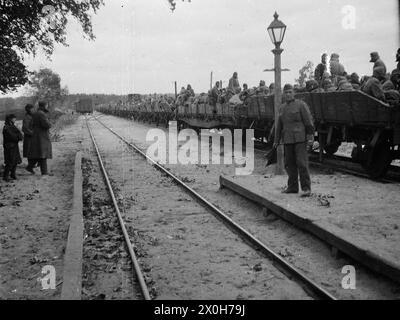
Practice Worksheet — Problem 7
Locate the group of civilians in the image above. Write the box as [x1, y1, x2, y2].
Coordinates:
[2, 101, 52, 181]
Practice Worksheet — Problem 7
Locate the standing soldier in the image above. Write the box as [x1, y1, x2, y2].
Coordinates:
[273, 84, 315, 197]
[26, 101, 52, 175]
[22, 104, 35, 174]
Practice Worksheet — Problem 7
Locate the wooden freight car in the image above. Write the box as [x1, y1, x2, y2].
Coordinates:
[75, 98, 94, 114]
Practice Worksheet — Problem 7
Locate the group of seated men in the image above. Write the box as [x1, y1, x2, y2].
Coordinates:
[179, 49, 400, 109]
[208, 72, 276, 106]
[310, 50, 400, 105]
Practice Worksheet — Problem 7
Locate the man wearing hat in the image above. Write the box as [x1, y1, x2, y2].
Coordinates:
[273, 84, 315, 197]
[26, 101, 52, 175]
[228, 72, 241, 95]
[362, 68, 386, 101]
[314, 53, 328, 85]
[2, 114, 23, 181]
[370, 52, 386, 75]
[329, 53, 346, 85]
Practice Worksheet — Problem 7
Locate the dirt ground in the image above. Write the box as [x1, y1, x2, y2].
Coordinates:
[94, 113, 400, 300]
[0, 120, 82, 299]
[2, 112, 399, 300]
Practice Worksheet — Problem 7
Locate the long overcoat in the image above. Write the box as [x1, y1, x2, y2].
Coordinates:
[22, 113, 34, 158]
[27, 110, 52, 159]
[2, 123, 23, 166]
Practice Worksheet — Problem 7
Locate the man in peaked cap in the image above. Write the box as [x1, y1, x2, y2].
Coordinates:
[315, 53, 328, 85]
[370, 52, 386, 75]
[273, 84, 315, 197]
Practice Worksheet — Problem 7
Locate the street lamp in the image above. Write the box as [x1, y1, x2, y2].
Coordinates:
[267, 12, 286, 175]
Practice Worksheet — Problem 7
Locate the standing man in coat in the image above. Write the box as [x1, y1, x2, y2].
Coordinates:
[2, 114, 23, 181]
[228, 72, 241, 95]
[273, 84, 315, 197]
[26, 101, 52, 175]
[22, 104, 35, 174]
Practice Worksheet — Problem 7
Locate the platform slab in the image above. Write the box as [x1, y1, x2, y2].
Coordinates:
[220, 174, 400, 283]
[61, 152, 83, 300]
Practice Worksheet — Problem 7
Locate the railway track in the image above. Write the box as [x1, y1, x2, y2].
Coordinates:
[85, 116, 151, 300]
[86, 115, 337, 300]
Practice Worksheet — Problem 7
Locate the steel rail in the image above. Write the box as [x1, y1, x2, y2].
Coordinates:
[94, 116, 338, 300]
[85, 117, 151, 300]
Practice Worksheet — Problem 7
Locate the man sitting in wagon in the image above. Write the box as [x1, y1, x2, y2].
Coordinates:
[227, 72, 241, 98]
[256, 80, 270, 95]
[209, 81, 221, 106]
[337, 77, 354, 91]
[349, 73, 361, 90]
[306, 79, 324, 93]
[362, 67, 386, 102]
[330, 53, 346, 85]
[370, 52, 386, 76]
[322, 79, 336, 92]
[382, 75, 400, 105]
[186, 84, 195, 98]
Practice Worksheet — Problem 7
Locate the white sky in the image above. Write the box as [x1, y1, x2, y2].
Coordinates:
[4, 0, 400, 96]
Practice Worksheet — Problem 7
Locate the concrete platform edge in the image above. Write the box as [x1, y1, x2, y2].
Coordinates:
[61, 152, 83, 300]
[220, 175, 400, 284]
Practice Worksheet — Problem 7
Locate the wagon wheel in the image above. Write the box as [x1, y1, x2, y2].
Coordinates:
[361, 141, 392, 179]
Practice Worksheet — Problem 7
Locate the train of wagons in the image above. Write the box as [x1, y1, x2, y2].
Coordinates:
[97, 91, 400, 178]
[74, 98, 94, 114]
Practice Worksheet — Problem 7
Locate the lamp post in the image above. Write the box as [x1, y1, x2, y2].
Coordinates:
[267, 12, 287, 175]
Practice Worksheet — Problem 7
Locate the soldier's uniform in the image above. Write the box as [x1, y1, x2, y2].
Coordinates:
[274, 87, 314, 193]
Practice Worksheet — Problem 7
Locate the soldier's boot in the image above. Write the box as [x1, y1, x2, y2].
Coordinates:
[3, 167, 10, 182]
[26, 159, 36, 174]
[40, 159, 48, 175]
[10, 166, 17, 180]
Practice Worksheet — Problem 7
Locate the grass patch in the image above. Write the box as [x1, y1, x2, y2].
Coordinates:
[50, 113, 79, 142]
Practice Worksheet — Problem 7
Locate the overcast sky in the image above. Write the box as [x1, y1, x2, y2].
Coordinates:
[4, 0, 400, 96]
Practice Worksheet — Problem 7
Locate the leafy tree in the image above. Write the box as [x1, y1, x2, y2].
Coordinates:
[28, 68, 68, 111]
[0, 0, 104, 93]
[295, 61, 314, 88]
[0, 48, 29, 94]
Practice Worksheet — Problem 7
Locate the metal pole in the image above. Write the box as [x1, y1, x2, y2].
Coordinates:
[210, 71, 213, 91]
[174, 81, 177, 99]
[273, 44, 285, 175]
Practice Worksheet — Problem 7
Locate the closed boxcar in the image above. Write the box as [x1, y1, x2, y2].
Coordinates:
[76, 98, 94, 114]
